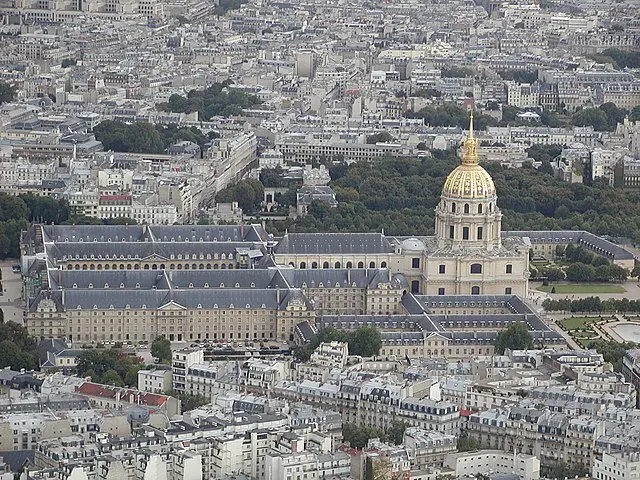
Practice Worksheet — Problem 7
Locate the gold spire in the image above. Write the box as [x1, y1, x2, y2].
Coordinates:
[461, 110, 479, 166]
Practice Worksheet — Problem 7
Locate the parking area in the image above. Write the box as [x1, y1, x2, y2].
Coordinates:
[0, 260, 26, 324]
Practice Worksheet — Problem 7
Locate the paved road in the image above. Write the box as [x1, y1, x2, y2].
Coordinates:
[0, 260, 25, 324]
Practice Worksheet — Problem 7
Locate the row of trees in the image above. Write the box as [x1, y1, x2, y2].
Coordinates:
[564, 262, 628, 283]
[542, 296, 640, 314]
[157, 81, 261, 120]
[571, 102, 632, 132]
[93, 121, 212, 154]
[278, 152, 640, 245]
[342, 421, 407, 449]
[405, 103, 497, 131]
[294, 326, 382, 362]
[0, 193, 146, 259]
[588, 48, 640, 69]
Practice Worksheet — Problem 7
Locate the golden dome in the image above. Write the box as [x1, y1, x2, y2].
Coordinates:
[441, 111, 496, 200]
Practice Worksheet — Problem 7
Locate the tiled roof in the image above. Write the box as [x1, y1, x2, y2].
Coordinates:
[77, 382, 169, 407]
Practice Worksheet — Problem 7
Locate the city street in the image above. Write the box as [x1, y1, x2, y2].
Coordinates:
[0, 260, 25, 324]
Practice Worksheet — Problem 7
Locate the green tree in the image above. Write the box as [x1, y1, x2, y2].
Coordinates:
[102, 369, 124, 386]
[215, 179, 264, 213]
[565, 262, 595, 282]
[546, 268, 566, 282]
[0, 82, 16, 104]
[151, 337, 172, 363]
[348, 326, 382, 357]
[457, 431, 481, 452]
[165, 390, 210, 413]
[366, 132, 396, 144]
[494, 323, 534, 354]
[156, 81, 261, 121]
[383, 421, 406, 445]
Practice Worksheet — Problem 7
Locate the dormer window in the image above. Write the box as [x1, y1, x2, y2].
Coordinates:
[72, 283, 78, 289]
[104, 283, 109, 288]
[120, 283, 125, 288]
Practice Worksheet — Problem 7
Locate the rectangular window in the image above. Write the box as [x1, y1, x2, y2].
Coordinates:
[463, 227, 469, 240]
[477, 227, 483, 240]
[449, 226, 454, 239]
[438, 288, 445, 295]
[412, 258, 420, 269]
[439, 264, 446, 274]
[505, 288, 512, 294]
[506, 264, 513, 274]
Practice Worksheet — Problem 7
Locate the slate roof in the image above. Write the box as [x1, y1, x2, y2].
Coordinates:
[503, 230, 635, 260]
[274, 232, 394, 255]
[48, 241, 262, 262]
[60, 288, 285, 310]
[50, 270, 169, 290]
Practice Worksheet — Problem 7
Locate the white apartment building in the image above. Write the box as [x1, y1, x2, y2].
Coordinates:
[309, 342, 348, 368]
[445, 450, 541, 480]
[172, 349, 204, 393]
[594, 452, 640, 480]
[98, 169, 134, 190]
[265, 452, 319, 480]
[138, 369, 172, 394]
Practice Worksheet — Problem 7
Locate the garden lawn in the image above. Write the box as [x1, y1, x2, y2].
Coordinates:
[536, 283, 626, 294]
[560, 317, 600, 331]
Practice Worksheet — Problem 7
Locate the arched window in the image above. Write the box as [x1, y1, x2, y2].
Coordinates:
[335, 262, 341, 268]
[471, 286, 480, 295]
[312, 262, 318, 269]
[346, 262, 352, 268]
[464, 203, 470, 214]
[478, 204, 483, 214]
[357, 261, 364, 268]
[470, 263, 482, 274]
[300, 262, 306, 269]
[452, 203, 456, 213]
[323, 262, 329, 269]
[381, 261, 387, 268]
[369, 261, 375, 268]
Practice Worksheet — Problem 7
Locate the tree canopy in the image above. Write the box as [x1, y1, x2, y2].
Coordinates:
[93, 121, 209, 153]
[0, 322, 39, 371]
[493, 323, 534, 354]
[0, 82, 16, 104]
[215, 179, 264, 213]
[269, 152, 640, 245]
[405, 103, 497, 130]
[76, 348, 143, 386]
[157, 81, 261, 121]
[151, 336, 172, 364]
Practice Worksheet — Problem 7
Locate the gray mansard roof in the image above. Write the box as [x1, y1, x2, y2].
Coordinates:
[40, 224, 268, 244]
[503, 230, 635, 260]
[274, 232, 394, 255]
